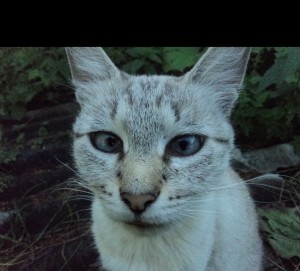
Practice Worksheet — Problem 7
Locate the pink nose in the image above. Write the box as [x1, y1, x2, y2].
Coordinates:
[120, 192, 157, 214]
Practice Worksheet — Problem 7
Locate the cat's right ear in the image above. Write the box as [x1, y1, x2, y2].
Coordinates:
[65, 47, 120, 83]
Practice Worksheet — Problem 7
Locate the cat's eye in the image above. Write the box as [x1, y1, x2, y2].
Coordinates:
[167, 134, 205, 157]
[90, 132, 123, 153]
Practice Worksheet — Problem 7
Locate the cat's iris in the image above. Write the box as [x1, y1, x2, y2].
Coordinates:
[90, 131, 123, 153]
[167, 134, 205, 157]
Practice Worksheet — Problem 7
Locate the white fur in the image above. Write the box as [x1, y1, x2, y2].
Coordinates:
[66, 47, 263, 271]
[92, 169, 261, 271]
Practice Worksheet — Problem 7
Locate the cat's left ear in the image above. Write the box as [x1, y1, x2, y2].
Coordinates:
[184, 47, 251, 116]
[65, 47, 120, 83]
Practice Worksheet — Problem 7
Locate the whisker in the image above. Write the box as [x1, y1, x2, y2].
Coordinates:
[55, 156, 80, 177]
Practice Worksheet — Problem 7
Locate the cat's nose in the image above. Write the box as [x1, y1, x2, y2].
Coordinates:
[120, 192, 157, 214]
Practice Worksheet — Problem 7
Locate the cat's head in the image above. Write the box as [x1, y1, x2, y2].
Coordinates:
[66, 47, 251, 227]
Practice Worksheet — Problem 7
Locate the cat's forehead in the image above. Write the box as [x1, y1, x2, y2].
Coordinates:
[111, 75, 184, 121]
[75, 73, 229, 141]
[115, 75, 180, 130]
[121, 75, 179, 102]
[115, 75, 216, 122]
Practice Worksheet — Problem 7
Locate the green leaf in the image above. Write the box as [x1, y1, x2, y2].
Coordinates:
[255, 91, 269, 106]
[259, 208, 300, 259]
[126, 47, 157, 58]
[247, 75, 261, 86]
[162, 47, 201, 73]
[144, 64, 157, 75]
[257, 47, 300, 91]
[28, 69, 42, 81]
[121, 59, 145, 74]
[148, 53, 162, 64]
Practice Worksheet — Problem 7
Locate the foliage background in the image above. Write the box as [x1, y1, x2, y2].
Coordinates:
[1, 47, 299, 152]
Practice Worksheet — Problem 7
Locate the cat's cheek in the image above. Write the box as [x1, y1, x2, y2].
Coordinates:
[73, 142, 120, 189]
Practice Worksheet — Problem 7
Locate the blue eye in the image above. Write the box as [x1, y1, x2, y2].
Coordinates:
[167, 134, 205, 157]
[90, 132, 123, 153]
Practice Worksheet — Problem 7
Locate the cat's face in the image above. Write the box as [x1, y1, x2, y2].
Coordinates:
[67, 47, 251, 227]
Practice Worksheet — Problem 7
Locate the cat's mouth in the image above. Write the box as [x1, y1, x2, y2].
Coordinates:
[125, 220, 157, 229]
[123, 217, 163, 230]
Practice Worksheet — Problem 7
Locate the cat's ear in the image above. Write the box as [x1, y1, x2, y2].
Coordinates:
[65, 47, 120, 83]
[184, 47, 251, 116]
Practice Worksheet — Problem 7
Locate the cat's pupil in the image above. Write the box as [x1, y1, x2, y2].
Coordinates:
[178, 139, 189, 151]
[107, 137, 117, 147]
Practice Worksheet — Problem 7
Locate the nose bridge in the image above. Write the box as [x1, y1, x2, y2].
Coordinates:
[120, 155, 162, 194]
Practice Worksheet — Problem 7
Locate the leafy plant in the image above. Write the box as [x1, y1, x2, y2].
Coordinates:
[0, 47, 69, 120]
[259, 208, 300, 259]
[162, 47, 202, 73]
[233, 47, 300, 148]
[0, 131, 24, 164]
[104, 47, 204, 75]
[104, 47, 162, 74]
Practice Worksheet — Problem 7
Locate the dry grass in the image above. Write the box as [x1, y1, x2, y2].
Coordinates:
[0, 182, 98, 271]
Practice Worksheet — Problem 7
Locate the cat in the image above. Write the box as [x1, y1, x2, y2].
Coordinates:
[66, 47, 263, 271]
